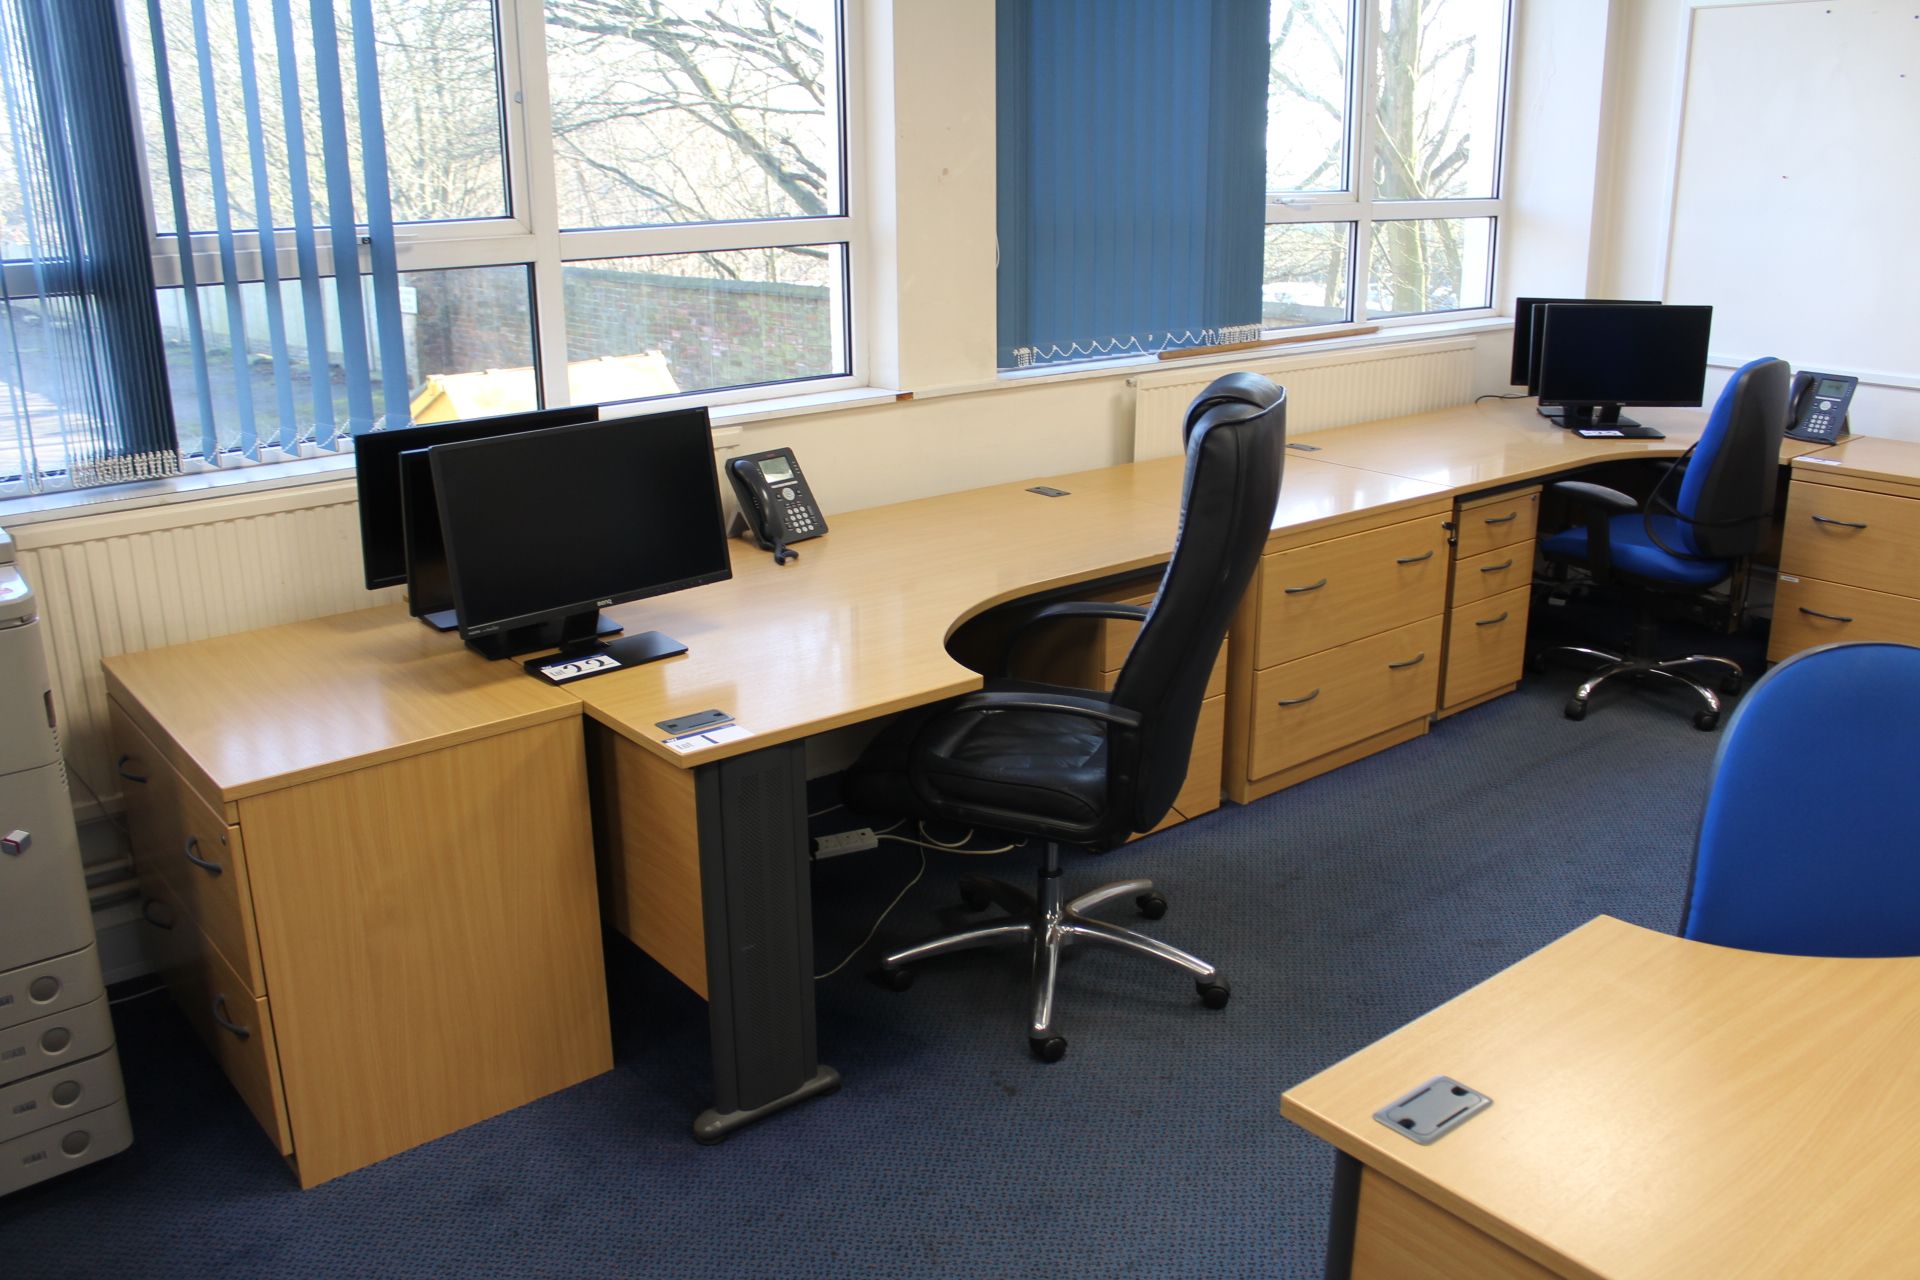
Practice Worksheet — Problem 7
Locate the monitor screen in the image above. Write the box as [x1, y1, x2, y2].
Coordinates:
[354, 406, 599, 590]
[433, 409, 731, 639]
[1535, 304, 1713, 409]
[1511, 296, 1657, 389]
[398, 448, 451, 619]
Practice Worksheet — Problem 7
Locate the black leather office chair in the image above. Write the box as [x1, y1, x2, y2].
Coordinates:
[1536, 356, 1790, 729]
[845, 373, 1285, 1061]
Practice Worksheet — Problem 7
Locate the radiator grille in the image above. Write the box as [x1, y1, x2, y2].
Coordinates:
[14, 482, 397, 816]
[1131, 339, 1477, 460]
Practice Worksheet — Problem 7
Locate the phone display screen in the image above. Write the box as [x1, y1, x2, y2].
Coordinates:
[758, 455, 795, 483]
[1815, 378, 1850, 400]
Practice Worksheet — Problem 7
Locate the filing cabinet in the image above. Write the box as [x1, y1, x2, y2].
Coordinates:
[1226, 502, 1453, 803]
[1770, 441, 1920, 661]
[1437, 488, 1539, 717]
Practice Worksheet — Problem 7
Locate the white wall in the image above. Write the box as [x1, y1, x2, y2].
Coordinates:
[1589, 0, 1920, 441]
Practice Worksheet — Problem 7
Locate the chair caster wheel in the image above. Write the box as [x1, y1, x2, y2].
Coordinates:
[874, 965, 915, 992]
[1196, 978, 1231, 1010]
[1029, 1035, 1067, 1063]
[1719, 674, 1743, 695]
[1136, 890, 1168, 920]
[1693, 710, 1720, 732]
[1564, 697, 1588, 721]
[958, 879, 992, 912]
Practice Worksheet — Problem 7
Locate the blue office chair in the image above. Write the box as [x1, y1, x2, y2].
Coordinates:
[1537, 356, 1791, 729]
[1681, 643, 1920, 956]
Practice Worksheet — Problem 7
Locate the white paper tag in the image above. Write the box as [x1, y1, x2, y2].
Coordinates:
[1803, 457, 1841, 465]
[662, 723, 753, 754]
[537, 652, 622, 682]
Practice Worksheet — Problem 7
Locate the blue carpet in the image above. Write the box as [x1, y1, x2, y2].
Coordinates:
[0, 631, 1736, 1278]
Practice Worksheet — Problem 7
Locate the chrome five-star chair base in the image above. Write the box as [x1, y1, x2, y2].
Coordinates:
[874, 841, 1230, 1063]
[1536, 644, 1744, 731]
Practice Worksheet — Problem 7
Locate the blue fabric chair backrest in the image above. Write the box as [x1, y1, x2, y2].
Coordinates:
[1667, 356, 1789, 558]
[1683, 643, 1920, 956]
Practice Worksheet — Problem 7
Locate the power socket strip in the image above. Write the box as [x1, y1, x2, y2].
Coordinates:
[813, 827, 879, 859]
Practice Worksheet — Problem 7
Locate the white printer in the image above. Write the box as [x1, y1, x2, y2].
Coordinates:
[0, 526, 131, 1193]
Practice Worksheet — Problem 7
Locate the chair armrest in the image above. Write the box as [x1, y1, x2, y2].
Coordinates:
[1550, 480, 1637, 578]
[1549, 480, 1638, 513]
[1000, 601, 1150, 675]
[945, 689, 1144, 730]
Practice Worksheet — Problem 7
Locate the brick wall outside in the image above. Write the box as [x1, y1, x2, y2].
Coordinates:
[409, 264, 834, 398]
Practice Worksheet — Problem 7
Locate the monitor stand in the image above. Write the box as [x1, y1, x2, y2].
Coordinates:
[522, 630, 688, 685]
[421, 608, 621, 637]
[1543, 403, 1665, 440]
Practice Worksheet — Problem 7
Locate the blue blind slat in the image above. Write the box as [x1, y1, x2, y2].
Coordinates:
[350, 0, 408, 431]
[306, 0, 376, 438]
[231, 0, 299, 454]
[270, 0, 338, 448]
[145, 0, 218, 461]
[997, 0, 1268, 367]
[188, 0, 259, 459]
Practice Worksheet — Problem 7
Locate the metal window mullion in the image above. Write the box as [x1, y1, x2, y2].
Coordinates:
[505, 0, 569, 408]
[834, 0, 859, 384]
[1265, 198, 1363, 226]
[555, 217, 856, 263]
[1370, 199, 1501, 222]
[1351, 0, 1382, 324]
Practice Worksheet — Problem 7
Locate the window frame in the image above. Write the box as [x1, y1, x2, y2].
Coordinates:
[1263, 0, 1515, 334]
[122, 0, 864, 470]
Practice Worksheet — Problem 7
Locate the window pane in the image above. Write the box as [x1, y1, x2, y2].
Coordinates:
[1371, 0, 1507, 200]
[562, 245, 845, 401]
[1264, 223, 1352, 327]
[129, 0, 508, 234]
[1366, 217, 1493, 317]
[1268, 0, 1352, 194]
[543, 0, 843, 229]
[157, 265, 534, 455]
[405, 266, 539, 421]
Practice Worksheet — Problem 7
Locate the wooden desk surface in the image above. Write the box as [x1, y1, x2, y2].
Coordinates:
[103, 606, 582, 802]
[1282, 916, 1920, 1280]
[577, 454, 1449, 764]
[1790, 434, 1920, 488]
[1296, 400, 1831, 492]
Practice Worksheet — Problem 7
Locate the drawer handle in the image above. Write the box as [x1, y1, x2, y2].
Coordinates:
[1475, 611, 1511, 627]
[1798, 607, 1854, 623]
[1480, 559, 1515, 573]
[183, 834, 224, 877]
[1810, 515, 1869, 530]
[1283, 578, 1329, 595]
[116, 755, 148, 784]
[1483, 512, 1519, 525]
[1395, 550, 1435, 565]
[1386, 653, 1427, 670]
[1276, 689, 1321, 707]
[211, 994, 252, 1041]
[140, 898, 176, 931]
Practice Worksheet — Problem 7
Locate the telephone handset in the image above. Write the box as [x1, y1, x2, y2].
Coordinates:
[1785, 371, 1858, 443]
[727, 447, 826, 565]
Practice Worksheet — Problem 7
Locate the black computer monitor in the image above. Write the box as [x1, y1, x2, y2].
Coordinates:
[354, 406, 598, 591]
[1535, 303, 1713, 436]
[1511, 296, 1657, 390]
[432, 409, 731, 673]
[398, 445, 625, 639]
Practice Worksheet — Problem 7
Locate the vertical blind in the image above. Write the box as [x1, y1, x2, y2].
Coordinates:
[997, 0, 1268, 368]
[0, 0, 178, 495]
[146, 0, 410, 460]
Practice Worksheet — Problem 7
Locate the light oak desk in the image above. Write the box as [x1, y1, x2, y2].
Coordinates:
[1282, 916, 1920, 1279]
[98, 399, 1847, 1172]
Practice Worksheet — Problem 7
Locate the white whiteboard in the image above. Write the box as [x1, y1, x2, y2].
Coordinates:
[1666, 1, 1920, 380]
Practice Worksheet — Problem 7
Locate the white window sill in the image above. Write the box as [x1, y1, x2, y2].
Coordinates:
[0, 385, 907, 530]
[974, 315, 1514, 397]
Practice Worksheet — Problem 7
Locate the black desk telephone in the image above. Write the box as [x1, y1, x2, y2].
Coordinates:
[1785, 371, 1858, 443]
[727, 447, 826, 565]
